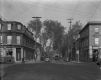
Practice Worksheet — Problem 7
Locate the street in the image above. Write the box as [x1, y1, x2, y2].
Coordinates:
[2, 61, 101, 80]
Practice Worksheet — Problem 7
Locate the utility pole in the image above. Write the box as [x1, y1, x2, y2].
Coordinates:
[67, 19, 73, 61]
[32, 17, 41, 62]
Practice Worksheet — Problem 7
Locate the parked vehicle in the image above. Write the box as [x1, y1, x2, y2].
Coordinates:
[45, 57, 50, 62]
[40, 56, 45, 61]
[54, 56, 60, 60]
[63, 57, 69, 62]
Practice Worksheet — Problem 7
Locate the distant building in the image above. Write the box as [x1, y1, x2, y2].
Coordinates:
[78, 21, 101, 62]
[0, 19, 36, 62]
[72, 34, 80, 61]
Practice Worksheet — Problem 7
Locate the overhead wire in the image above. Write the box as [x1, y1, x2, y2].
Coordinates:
[10, 0, 40, 20]
[87, 0, 101, 11]
[87, 1, 101, 22]
[3, 0, 101, 24]
[35, 1, 101, 17]
[0, 0, 7, 21]
[12, 1, 37, 24]
[3, 1, 26, 23]
[6, 0, 101, 21]
[72, 0, 81, 19]
[37, 0, 61, 16]
[16, 1, 37, 17]
[27, 4, 101, 18]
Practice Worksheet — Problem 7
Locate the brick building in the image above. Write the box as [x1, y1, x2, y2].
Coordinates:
[78, 21, 101, 62]
[0, 19, 36, 62]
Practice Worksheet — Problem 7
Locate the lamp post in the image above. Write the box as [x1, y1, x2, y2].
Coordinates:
[32, 17, 41, 62]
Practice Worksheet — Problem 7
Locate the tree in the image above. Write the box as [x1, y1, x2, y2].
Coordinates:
[61, 21, 83, 58]
[68, 21, 83, 42]
[60, 33, 68, 57]
[27, 18, 42, 39]
[42, 20, 65, 52]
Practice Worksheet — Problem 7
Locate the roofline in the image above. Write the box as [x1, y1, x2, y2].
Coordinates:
[79, 21, 101, 34]
[3, 21, 23, 25]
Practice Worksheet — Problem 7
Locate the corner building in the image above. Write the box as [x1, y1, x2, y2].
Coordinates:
[0, 19, 35, 62]
[79, 21, 101, 62]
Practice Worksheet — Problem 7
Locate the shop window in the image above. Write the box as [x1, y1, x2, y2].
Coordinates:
[7, 50, 12, 57]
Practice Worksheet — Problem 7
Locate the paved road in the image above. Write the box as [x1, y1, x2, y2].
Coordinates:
[3, 61, 101, 80]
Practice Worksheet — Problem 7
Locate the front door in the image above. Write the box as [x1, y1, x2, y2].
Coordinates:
[93, 49, 98, 62]
[16, 48, 21, 61]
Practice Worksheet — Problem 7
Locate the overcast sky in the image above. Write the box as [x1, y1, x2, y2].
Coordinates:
[0, 0, 101, 32]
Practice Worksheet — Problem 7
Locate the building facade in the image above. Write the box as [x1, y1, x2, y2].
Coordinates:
[0, 19, 36, 62]
[78, 21, 101, 62]
[73, 35, 80, 62]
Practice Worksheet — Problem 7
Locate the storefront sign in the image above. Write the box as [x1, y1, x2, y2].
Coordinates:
[93, 47, 99, 49]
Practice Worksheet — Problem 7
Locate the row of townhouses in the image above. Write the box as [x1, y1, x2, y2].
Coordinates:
[0, 18, 42, 63]
[72, 21, 101, 62]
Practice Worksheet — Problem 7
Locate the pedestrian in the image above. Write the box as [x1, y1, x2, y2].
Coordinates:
[96, 50, 101, 69]
[97, 58, 101, 69]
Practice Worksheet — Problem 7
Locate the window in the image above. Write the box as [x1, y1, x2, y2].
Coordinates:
[7, 24, 11, 30]
[0, 36, 2, 43]
[7, 36, 12, 44]
[0, 24, 1, 29]
[95, 28, 99, 32]
[95, 38, 99, 45]
[16, 36, 21, 44]
[17, 24, 21, 30]
[86, 39, 89, 46]
[84, 40, 85, 47]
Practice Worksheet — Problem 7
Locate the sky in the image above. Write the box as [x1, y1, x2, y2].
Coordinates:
[0, 0, 101, 32]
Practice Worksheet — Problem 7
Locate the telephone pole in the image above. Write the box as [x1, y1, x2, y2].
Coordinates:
[67, 19, 73, 61]
[32, 17, 41, 61]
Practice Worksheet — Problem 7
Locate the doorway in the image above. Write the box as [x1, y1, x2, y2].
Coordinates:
[16, 48, 21, 61]
[93, 49, 98, 62]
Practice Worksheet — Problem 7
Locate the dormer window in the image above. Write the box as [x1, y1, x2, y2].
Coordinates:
[17, 24, 21, 30]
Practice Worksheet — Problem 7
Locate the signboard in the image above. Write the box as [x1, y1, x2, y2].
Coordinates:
[93, 47, 99, 49]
